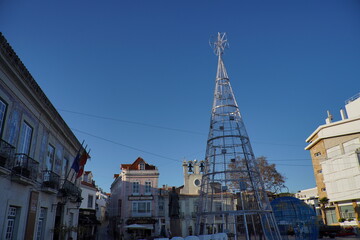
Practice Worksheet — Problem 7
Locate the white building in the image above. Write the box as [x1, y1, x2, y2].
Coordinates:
[0, 32, 84, 240]
[305, 93, 360, 226]
[96, 188, 109, 224]
[295, 187, 321, 219]
[78, 171, 99, 239]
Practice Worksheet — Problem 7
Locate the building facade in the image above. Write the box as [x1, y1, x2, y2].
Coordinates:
[78, 171, 98, 240]
[305, 93, 360, 226]
[96, 189, 109, 224]
[178, 160, 203, 237]
[0, 33, 84, 239]
[178, 159, 234, 237]
[110, 157, 160, 240]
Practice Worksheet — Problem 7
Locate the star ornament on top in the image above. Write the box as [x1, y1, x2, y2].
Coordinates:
[210, 32, 229, 56]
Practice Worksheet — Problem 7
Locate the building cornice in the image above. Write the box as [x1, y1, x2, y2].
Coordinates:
[305, 117, 360, 150]
[123, 170, 159, 176]
[0, 33, 81, 151]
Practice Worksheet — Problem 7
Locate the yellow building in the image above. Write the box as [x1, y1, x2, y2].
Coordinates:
[305, 93, 360, 226]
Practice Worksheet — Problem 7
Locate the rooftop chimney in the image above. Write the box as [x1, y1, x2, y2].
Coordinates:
[325, 110, 333, 124]
[340, 108, 347, 120]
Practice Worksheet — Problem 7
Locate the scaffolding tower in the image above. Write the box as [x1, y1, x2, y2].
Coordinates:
[196, 33, 281, 240]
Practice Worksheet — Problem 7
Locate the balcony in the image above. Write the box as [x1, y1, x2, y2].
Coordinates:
[60, 180, 82, 200]
[11, 153, 39, 185]
[0, 139, 15, 174]
[41, 170, 60, 194]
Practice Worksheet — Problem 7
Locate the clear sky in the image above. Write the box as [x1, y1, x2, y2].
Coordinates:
[1, 0, 359, 193]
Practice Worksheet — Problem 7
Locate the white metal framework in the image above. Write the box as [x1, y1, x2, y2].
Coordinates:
[196, 33, 281, 240]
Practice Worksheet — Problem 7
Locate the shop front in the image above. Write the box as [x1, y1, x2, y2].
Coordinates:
[124, 218, 156, 240]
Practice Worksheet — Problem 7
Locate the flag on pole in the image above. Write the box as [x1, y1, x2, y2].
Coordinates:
[76, 151, 90, 178]
[70, 153, 81, 173]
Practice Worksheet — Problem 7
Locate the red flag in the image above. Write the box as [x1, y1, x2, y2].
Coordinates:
[76, 151, 90, 178]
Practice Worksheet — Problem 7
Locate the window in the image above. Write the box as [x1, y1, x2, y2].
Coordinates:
[194, 179, 201, 187]
[36, 208, 47, 240]
[314, 152, 321, 157]
[18, 121, 33, 155]
[145, 181, 152, 194]
[5, 206, 19, 240]
[118, 199, 122, 217]
[132, 201, 151, 216]
[159, 201, 164, 212]
[87, 195, 94, 208]
[340, 205, 355, 219]
[46, 144, 55, 171]
[0, 98, 7, 137]
[194, 202, 199, 213]
[132, 182, 139, 194]
[325, 208, 337, 225]
[215, 202, 222, 212]
[69, 212, 74, 227]
[139, 163, 145, 170]
[53, 149, 62, 175]
[62, 157, 69, 179]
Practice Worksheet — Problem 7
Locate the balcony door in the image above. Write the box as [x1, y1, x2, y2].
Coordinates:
[45, 144, 55, 171]
[18, 121, 33, 155]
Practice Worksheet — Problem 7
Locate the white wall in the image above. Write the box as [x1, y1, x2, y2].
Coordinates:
[345, 96, 360, 119]
[81, 186, 97, 210]
[322, 138, 360, 202]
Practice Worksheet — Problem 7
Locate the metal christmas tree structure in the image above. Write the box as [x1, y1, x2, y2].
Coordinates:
[196, 33, 281, 240]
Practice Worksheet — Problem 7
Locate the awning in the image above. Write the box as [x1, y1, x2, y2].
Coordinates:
[124, 224, 153, 230]
[125, 224, 148, 229]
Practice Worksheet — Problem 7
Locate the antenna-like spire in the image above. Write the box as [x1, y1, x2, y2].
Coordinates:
[210, 32, 229, 81]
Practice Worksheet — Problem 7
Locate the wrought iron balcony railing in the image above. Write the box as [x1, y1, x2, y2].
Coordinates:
[0, 139, 15, 169]
[60, 179, 82, 198]
[12, 153, 39, 181]
[42, 170, 60, 190]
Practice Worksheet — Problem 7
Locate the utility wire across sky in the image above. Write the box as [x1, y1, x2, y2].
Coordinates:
[59, 108, 305, 147]
[71, 127, 315, 167]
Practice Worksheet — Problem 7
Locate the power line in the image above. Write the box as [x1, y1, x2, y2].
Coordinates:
[59, 108, 205, 135]
[71, 128, 183, 163]
[73, 126, 350, 168]
[58, 108, 306, 147]
[71, 127, 318, 167]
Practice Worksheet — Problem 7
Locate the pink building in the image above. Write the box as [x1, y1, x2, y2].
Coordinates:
[110, 157, 160, 240]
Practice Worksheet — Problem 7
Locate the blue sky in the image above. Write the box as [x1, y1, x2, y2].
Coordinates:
[1, 0, 359, 193]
